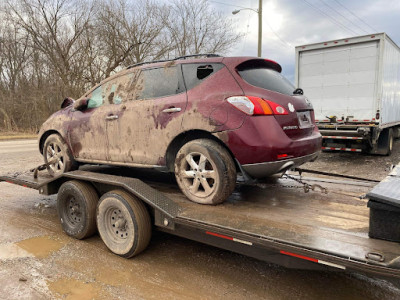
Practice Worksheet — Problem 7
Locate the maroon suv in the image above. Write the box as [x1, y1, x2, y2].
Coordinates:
[38, 55, 321, 204]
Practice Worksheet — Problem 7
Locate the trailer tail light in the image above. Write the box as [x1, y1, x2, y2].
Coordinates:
[227, 96, 288, 116]
[376, 111, 380, 120]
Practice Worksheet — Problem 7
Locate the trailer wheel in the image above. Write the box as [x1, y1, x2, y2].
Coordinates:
[43, 134, 77, 176]
[377, 128, 394, 156]
[96, 190, 151, 258]
[174, 139, 236, 205]
[57, 180, 98, 239]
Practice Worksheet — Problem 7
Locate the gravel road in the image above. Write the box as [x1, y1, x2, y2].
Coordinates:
[0, 139, 399, 299]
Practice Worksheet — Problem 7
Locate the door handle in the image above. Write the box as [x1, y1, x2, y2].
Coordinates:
[105, 115, 119, 120]
[162, 107, 182, 113]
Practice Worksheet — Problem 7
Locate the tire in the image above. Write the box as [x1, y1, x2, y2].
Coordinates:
[174, 139, 237, 205]
[377, 128, 394, 156]
[43, 133, 77, 176]
[96, 190, 151, 258]
[57, 180, 98, 239]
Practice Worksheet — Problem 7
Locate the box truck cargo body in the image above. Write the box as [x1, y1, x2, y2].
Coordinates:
[295, 33, 400, 154]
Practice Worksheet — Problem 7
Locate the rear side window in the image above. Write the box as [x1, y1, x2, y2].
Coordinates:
[238, 68, 295, 96]
[138, 66, 182, 99]
[182, 63, 224, 90]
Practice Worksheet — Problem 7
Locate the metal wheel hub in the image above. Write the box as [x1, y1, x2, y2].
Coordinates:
[46, 142, 65, 173]
[67, 197, 81, 224]
[181, 152, 217, 197]
[109, 208, 128, 240]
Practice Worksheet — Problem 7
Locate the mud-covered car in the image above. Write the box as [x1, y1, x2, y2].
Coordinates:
[38, 55, 322, 204]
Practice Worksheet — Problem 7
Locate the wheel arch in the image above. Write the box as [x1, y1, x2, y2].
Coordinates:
[39, 130, 62, 154]
[165, 130, 239, 172]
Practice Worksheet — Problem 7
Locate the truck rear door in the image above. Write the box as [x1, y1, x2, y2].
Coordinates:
[298, 40, 379, 122]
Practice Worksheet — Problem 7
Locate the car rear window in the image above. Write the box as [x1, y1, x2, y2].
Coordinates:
[238, 67, 295, 96]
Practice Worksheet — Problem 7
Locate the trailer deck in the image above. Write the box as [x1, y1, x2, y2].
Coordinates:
[1, 165, 400, 278]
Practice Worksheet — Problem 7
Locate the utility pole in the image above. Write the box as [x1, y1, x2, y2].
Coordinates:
[232, 0, 263, 57]
[258, 0, 262, 57]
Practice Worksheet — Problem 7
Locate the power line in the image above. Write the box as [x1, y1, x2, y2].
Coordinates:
[241, 10, 251, 53]
[208, 0, 256, 10]
[332, 0, 378, 33]
[300, 0, 359, 35]
[264, 20, 292, 49]
[318, 0, 368, 34]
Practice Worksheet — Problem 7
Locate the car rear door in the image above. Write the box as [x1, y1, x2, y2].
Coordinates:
[107, 65, 187, 166]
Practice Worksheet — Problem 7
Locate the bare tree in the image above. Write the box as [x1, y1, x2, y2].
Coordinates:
[165, 0, 243, 56]
[0, 0, 242, 132]
[94, 0, 173, 78]
[6, 0, 95, 94]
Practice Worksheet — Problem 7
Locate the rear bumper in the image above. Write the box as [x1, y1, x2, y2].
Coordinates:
[242, 152, 320, 178]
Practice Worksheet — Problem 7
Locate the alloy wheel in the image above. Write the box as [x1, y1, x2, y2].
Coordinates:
[181, 152, 217, 198]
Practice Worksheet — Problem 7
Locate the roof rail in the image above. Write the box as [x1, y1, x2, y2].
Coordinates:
[173, 53, 221, 60]
[126, 53, 221, 69]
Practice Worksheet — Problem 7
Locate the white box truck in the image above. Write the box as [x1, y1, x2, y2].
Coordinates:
[295, 33, 400, 155]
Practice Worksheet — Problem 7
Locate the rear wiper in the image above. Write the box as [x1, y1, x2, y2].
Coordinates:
[293, 88, 303, 95]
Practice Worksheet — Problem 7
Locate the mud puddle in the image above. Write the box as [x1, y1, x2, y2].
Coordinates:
[48, 278, 105, 300]
[0, 243, 33, 260]
[16, 236, 65, 258]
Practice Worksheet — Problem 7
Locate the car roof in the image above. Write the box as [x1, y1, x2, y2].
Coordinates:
[83, 56, 282, 97]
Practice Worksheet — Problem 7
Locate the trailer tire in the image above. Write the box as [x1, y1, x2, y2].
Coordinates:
[174, 139, 236, 205]
[43, 134, 77, 176]
[377, 128, 394, 156]
[57, 180, 98, 239]
[96, 190, 151, 258]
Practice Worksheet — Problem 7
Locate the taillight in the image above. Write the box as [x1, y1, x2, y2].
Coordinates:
[265, 100, 288, 115]
[227, 96, 288, 116]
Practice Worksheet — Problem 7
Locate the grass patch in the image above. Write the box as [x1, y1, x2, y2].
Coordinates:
[0, 131, 37, 140]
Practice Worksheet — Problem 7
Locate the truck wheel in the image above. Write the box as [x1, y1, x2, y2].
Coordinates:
[377, 128, 394, 156]
[174, 139, 237, 205]
[57, 180, 98, 239]
[96, 190, 151, 258]
[43, 134, 77, 176]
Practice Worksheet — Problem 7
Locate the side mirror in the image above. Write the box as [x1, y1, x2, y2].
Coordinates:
[73, 98, 90, 111]
[61, 97, 75, 109]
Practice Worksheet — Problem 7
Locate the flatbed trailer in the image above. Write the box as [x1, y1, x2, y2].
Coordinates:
[1, 165, 400, 279]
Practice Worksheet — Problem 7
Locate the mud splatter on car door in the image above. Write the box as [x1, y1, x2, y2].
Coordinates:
[68, 85, 110, 161]
[110, 65, 188, 165]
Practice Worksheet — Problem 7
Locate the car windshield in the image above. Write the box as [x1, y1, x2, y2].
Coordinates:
[238, 68, 295, 96]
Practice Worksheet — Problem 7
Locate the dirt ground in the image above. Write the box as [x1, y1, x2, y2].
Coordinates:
[301, 140, 400, 181]
[0, 139, 400, 299]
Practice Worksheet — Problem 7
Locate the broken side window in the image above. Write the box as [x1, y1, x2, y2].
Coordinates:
[137, 66, 183, 100]
[87, 86, 103, 108]
[182, 63, 224, 91]
[102, 72, 137, 105]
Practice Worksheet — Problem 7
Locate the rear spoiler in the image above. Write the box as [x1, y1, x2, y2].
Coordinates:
[236, 59, 282, 73]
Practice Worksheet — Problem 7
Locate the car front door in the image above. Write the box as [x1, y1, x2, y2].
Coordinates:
[68, 84, 111, 162]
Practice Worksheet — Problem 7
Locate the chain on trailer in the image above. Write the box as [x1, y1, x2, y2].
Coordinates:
[282, 173, 328, 194]
[30, 156, 61, 178]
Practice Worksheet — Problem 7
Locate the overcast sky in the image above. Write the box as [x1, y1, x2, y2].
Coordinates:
[208, 0, 400, 83]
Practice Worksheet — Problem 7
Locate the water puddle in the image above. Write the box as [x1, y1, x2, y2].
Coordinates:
[16, 236, 65, 258]
[48, 278, 103, 300]
[0, 243, 34, 260]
